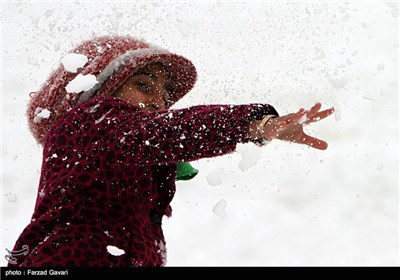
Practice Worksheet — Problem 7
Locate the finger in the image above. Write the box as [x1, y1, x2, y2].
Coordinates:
[287, 104, 322, 125]
[301, 134, 328, 150]
[304, 107, 335, 124]
[306, 103, 322, 119]
[286, 108, 306, 124]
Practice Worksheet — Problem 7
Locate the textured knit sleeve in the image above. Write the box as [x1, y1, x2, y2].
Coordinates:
[87, 97, 279, 168]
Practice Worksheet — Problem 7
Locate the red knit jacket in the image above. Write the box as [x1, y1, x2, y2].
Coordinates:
[9, 96, 278, 267]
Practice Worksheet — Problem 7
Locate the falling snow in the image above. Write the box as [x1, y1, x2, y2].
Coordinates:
[38, 188, 45, 198]
[2, 1, 397, 267]
[207, 168, 224, 186]
[236, 144, 262, 171]
[4, 193, 17, 203]
[376, 163, 385, 171]
[176, 19, 194, 37]
[212, 199, 227, 218]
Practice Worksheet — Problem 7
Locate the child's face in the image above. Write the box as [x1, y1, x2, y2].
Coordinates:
[113, 62, 171, 112]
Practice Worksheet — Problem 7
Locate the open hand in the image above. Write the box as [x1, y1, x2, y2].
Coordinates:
[263, 103, 335, 150]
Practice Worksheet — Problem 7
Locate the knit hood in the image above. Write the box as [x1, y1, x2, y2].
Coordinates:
[27, 35, 197, 144]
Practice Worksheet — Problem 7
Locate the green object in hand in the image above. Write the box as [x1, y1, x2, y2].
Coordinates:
[176, 162, 199, 181]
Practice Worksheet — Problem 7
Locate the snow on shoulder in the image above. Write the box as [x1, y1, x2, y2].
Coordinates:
[61, 53, 88, 73]
[106, 245, 125, 256]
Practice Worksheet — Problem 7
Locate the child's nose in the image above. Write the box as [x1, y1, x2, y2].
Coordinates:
[151, 95, 167, 110]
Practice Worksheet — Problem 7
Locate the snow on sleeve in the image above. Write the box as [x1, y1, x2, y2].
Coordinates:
[106, 245, 125, 256]
[207, 168, 225, 186]
[65, 74, 98, 93]
[4, 192, 17, 202]
[212, 199, 227, 218]
[61, 53, 88, 73]
[33, 107, 51, 123]
[236, 144, 263, 171]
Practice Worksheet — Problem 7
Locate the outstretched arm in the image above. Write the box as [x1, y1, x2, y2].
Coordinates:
[85, 97, 279, 167]
[248, 103, 335, 150]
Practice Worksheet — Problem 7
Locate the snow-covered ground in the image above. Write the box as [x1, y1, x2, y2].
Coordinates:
[1, 1, 398, 266]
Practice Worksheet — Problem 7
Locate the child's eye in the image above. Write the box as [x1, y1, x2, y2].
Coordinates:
[136, 81, 151, 92]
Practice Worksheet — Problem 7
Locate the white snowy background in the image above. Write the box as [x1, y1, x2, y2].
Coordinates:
[1, 1, 398, 266]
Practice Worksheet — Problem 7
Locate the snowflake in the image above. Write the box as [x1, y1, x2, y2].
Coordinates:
[39, 188, 45, 198]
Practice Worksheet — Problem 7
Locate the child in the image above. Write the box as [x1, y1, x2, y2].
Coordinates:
[8, 35, 334, 267]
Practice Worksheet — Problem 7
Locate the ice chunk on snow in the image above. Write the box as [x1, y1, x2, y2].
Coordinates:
[61, 53, 88, 73]
[33, 107, 51, 123]
[212, 199, 227, 218]
[4, 192, 17, 202]
[236, 144, 262, 171]
[207, 168, 224, 186]
[107, 245, 125, 256]
[65, 74, 98, 93]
